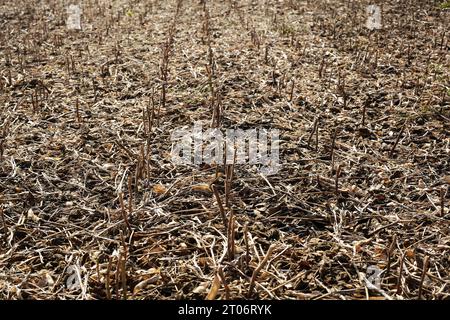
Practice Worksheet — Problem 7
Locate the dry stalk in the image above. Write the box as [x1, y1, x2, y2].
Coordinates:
[390, 123, 406, 157]
[158, 5, 181, 126]
[0, 204, 6, 233]
[362, 97, 369, 127]
[244, 223, 250, 270]
[337, 72, 348, 108]
[396, 251, 407, 295]
[248, 245, 275, 297]
[218, 267, 230, 300]
[335, 164, 342, 194]
[225, 149, 236, 208]
[289, 78, 295, 101]
[0, 139, 4, 163]
[120, 234, 128, 300]
[75, 98, 81, 125]
[264, 44, 269, 64]
[146, 92, 155, 135]
[385, 234, 397, 277]
[119, 192, 132, 233]
[127, 175, 133, 220]
[114, 255, 120, 299]
[106, 256, 113, 299]
[319, 55, 325, 78]
[418, 256, 429, 300]
[227, 211, 235, 261]
[211, 184, 228, 230]
[307, 117, 319, 148]
[142, 108, 148, 136]
[135, 145, 145, 187]
[330, 126, 337, 167]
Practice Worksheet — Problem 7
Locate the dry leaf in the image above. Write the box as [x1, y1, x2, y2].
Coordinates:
[374, 246, 386, 259]
[36, 270, 54, 288]
[149, 245, 165, 254]
[354, 243, 362, 254]
[193, 282, 208, 294]
[27, 208, 40, 223]
[133, 275, 160, 295]
[17, 214, 26, 226]
[102, 163, 115, 170]
[192, 183, 212, 193]
[198, 257, 210, 267]
[152, 184, 167, 195]
[405, 249, 415, 259]
[205, 274, 221, 300]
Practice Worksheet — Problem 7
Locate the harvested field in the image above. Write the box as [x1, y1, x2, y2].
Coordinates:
[0, 0, 449, 300]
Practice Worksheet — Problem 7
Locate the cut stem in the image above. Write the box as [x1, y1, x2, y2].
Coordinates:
[390, 124, 406, 157]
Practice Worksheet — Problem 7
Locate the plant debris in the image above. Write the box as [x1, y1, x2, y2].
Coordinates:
[0, 0, 449, 300]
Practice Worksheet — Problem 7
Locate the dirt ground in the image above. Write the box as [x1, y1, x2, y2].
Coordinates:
[0, 0, 449, 299]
